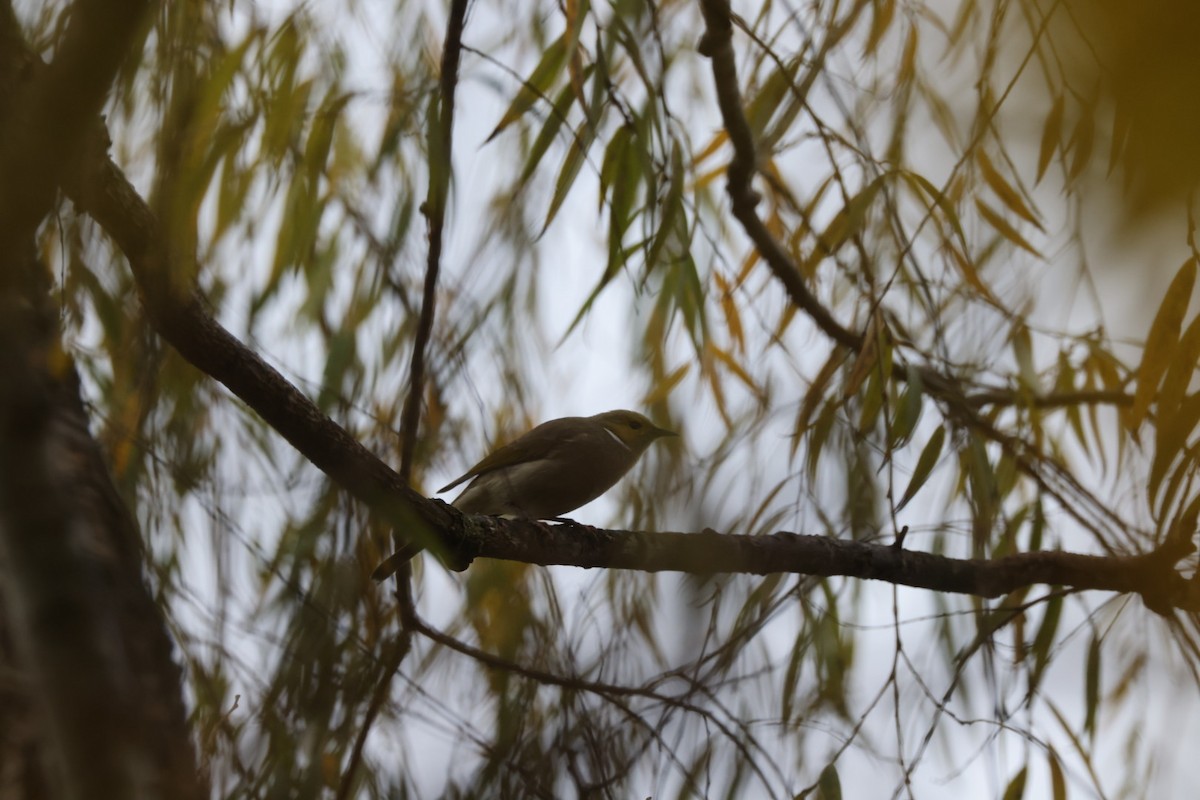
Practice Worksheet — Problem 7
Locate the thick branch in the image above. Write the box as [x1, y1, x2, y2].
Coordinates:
[0, 0, 148, 255]
[69, 157, 459, 558]
[460, 517, 1200, 612]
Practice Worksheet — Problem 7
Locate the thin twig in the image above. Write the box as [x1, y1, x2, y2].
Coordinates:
[339, 2, 471, 796]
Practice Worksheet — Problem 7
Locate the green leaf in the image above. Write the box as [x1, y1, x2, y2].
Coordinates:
[318, 329, 356, 412]
[643, 140, 686, 272]
[890, 367, 924, 448]
[898, 426, 944, 511]
[1047, 748, 1067, 800]
[794, 349, 847, 458]
[1029, 592, 1063, 693]
[519, 67, 594, 186]
[1002, 766, 1027, 800]
[486, 35, 569, 142]
[745, 57, 800, 140]
[817, 763, 842, 800]
[815, 176, 884, 257]
[1085, 634, 1100, 738]
[541, 121, 595, 232]
[1011, 323, 1037, 391]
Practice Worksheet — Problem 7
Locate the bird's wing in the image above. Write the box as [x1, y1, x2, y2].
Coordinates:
[436, 417, 584, 493]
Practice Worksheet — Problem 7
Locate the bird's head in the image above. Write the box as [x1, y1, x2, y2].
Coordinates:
[592, 410, 677, 455]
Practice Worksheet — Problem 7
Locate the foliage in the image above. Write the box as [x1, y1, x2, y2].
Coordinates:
[12, 0, 1200, 797]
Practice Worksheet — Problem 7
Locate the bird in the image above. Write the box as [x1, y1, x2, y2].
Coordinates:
[371, 410, 676, 580]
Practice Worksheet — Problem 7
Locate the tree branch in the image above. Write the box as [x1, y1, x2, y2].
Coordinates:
[0, 0, 148, 257]
[458, 517, 1199, 612]
[68, 155, 462, 559]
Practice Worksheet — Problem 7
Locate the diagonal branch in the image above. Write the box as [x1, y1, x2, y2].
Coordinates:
[0, 0, 148, 255]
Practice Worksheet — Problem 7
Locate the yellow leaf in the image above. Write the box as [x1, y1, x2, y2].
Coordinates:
[978, 150, 1042, 230]
[898, 25, 919, 86]
[1037, 94, 1064, 184]
[710, 344, 763, 399]
[975, 198, 1042, 257]
[692, 130, 729, 166]
[713, 271, 746, 353]
[642, 363, 691, 406]
[865, 0, 896, 56]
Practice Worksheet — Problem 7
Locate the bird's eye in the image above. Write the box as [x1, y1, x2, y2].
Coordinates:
[629, 420, 643, 430]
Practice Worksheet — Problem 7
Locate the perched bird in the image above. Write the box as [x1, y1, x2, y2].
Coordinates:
[372, 410, 676, 579]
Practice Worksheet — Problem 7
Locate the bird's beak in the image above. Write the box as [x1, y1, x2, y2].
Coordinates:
[653, 425, 679, 439]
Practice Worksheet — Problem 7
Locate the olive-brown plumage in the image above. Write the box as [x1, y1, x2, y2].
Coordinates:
[371, 410, 675, 580]
[443, 410, 676, 518]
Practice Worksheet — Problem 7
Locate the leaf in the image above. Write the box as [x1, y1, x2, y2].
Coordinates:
[317, 328, 356, 412]
[600, 124, 641, 277]
[975, 199, 1042, 257]
[806, 402, 838, 480]
[978, 150, 1042, 230]
[897, 24, 919, 86]
[1157, 311, 1200, 424]
[859, 370, 886, 433]
[1047, 748, 1067, 800]
[903, 170, 967, 246]
[864, 0, 896, 56]
[795, 349, 847, 457]
[713, 270, 746, 352]
[1149, 393, 1200, 507]
[1108, 102, 1131, 176]
[520, 69, 593, 186]
[1131, 257, 1197, 429]
[898, 426, 944, 511]
[1002, 767, 1027, 800]
[817, 763, 842, 800]
[890, 367, 924, 448]
[541, 120, 594, 232]
[486, 35, 569, 142]
[643, 141, 686, 272]
[843, 323, 879, 399]
[745, 57, 799, 140]
[1067, 109, 1094, 180]
[1011, 323, 1037, 391]
[711, 344, 764, 399]
[815, 177, 884, 257]
[1037, 93, 1064, 184]
[1029, 592, 1063, 692]
[642, 363, 690, 406]
[1084, 634, 1100, 738]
